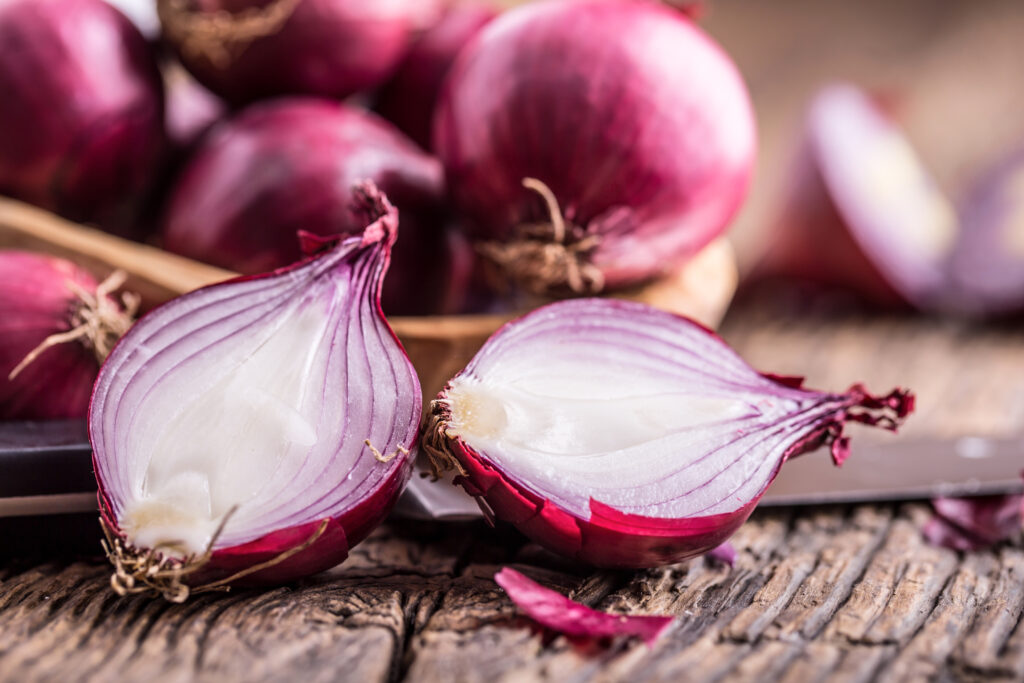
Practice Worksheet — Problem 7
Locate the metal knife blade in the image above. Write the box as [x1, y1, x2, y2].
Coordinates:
[2, 420, 1021, 520]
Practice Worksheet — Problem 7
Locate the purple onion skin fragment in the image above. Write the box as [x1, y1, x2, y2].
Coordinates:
[923, 495, 1023, 551]
[434, 0, 755, 294]
[946, 149, 1024, 317]
[427, 299, 914, 569]
[0, 0, 164, 234]
[91, 185, 420, 588]
[750, 84, 956, 310]
[495, 568, 674, 646]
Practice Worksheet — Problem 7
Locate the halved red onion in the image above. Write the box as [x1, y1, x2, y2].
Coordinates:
[375, 3, 498, 150]
[1, 252, 135, 420]
[91, 184, 420, 601]
[0, 0, 164, 233]
[424, 299, 913, 568]
[495, 567, 674, 646]
[946, 148, 1024, 316]
[434, 0, 755, 296]
[751, 83, 957, 309]
[162, 98, 462, 315]
[158, 0, 442, 105]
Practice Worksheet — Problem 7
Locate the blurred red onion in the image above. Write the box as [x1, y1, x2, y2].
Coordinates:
[162, 98, 465, 315]
[375, 4, 498, 150]
[0, 0, 164, 232]
[158, 0, 443, 105]
[1, 252, 135, 420]
[750, 84, 957, 309]
[434, 0, 755, 296]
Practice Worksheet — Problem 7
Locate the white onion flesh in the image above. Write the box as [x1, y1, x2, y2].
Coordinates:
[443, 300, 842, 520]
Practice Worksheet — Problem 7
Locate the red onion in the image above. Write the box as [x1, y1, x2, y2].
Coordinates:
[434, 0, 755, 296]
[946, 148, 1024, 316]
[752, 84, 957, 309]
[158, 0, 442, 105]
[0, 0, 164, 232]
[495, 568, 674, 646]
[375, 4, 498, 150]
[164, 62, 227, 153]
[1, 252, 136, 420]
[424, 299, 913, 569]
[92, 184, 420, 601]
[162, 98, 463, 315]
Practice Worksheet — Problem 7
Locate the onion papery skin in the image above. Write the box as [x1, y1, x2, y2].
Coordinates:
[91, 185, 420, 589]
[434, 0, 755, 295]
[0, 253, 101, 419]
[0, 0, 164, 233]
[375, 4, 498, 150]
[946, 148, 1024, 317]
[159, 0, 443, 106]
[749, 84, 956, 310]
[162, 98, 460, 316]
[427, 299, 913, 569]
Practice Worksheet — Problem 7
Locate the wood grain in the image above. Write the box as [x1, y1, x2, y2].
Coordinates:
[3, 503, 1022, 682]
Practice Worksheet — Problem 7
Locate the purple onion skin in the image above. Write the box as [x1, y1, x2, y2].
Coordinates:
[162, 98, 461, 315]
[0, 252, 99, 419]
[0, 0, 164, 233]
[434, 0, 755, 292]
[162, 0, 443, 106]
[431, 299, 914, 569]
[375, 4, 498, 150]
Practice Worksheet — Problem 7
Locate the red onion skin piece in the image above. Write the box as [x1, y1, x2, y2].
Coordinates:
[431, 301, 914, 569]
[923, 494, 1023, 552]
[494, 568, 674, 646]
[162, 98, 463, 315]
[0, 253, 100, 419]
[375, 4, 498, 150]
[93, 185, 419, 587]
[162, 0, 442, 106]
[0, 0, 164, 234]
[434, 0, 755, 292]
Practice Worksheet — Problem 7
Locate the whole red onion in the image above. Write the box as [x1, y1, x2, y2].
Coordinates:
[434, 0, 755, 296]
[1, 252, 135, 420]
[162, 98, 462, 315]
[375, 4, 498, 150]
[158, 0, 443, 105]
[0, 0, 164, 232]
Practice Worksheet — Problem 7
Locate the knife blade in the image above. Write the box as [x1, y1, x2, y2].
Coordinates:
[1, 420, 1021, 520]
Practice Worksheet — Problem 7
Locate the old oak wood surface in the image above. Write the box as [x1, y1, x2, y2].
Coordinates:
[2, 307, 1023, 682]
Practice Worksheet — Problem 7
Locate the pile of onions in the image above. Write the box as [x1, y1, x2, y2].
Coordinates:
[158, 0, 443, 105]
[1, 252, 135, 420]
[0, 0, 164, 231]
[434, 0, 755, 296]
[162, 98, 464, 315]
[375, 4, 498, 150]
[424, 298, 913, 568]
[751, 84, 958, 309]
[92, 184, 420, 601]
